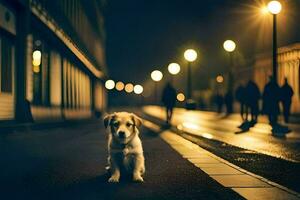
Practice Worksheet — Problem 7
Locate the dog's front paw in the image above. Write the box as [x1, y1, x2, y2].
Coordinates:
[123, 148, 129, 156]
[108, 176, 120, 183]
[133, 174, 144, 183]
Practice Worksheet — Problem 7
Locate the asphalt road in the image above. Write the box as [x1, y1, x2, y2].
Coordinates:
[0, 120, 243, 200]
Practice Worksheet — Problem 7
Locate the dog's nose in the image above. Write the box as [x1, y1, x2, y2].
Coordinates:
[118, 131, 125, 138]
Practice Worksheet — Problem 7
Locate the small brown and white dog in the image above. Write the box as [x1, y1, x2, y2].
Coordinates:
[104, 112, 145, 183]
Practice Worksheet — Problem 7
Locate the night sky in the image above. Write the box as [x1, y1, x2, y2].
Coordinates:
[104, 0, 300, 93]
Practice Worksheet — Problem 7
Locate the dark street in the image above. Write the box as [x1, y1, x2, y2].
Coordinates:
[0, 118, 242, 200]
[1, 0, 300, 199]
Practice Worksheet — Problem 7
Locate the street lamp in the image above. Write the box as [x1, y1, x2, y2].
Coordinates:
[134, 84, 143, 94]
[105, 79, 115, 90]
[223, 40, 236, 90]
[115, 81, 125, 91]
[184, 49, 197, 100]
[168, 63, 181, 84]
[124, 83, 134, 93]
[151, 70, 163, 104]
[267, 0, 282, 83]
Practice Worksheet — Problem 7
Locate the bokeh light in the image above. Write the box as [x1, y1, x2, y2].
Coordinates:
[168, 63, 181, 75]
[151, 70, 163, 82]
[184, 49, 197, 62]
[115, 81, 125, 91]
[216, 75, 224, 83]
[134, 85, 143, 94]
[177, 93, 185, 102]
[223, 40, 236, 52]
[125, 83, 134, 93]
[105, 80, 115, 90]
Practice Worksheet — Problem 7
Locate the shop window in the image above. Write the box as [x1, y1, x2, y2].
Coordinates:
[0, 36, 13, 93]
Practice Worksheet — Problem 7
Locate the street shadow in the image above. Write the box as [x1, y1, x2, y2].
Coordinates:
[57, 171, 145, 200]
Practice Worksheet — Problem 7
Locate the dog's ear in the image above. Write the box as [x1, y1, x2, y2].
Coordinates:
[131, 113, 143, 127]
[103, 114, 112, 128]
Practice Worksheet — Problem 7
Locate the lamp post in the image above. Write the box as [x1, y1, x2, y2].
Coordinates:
[223, 40, 236, 91]
[267, 0, 282, 83]
[134, 84, 144, 105]
[168, 63, 181, 84]
[151, 70, 163, 104]
[184, 49, 197, 100]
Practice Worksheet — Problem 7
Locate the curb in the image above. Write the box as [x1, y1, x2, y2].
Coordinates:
[141, 118, 300, 199]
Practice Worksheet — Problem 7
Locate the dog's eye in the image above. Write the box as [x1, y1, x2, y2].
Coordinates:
[126, 123, 133, 127]
[112, 122, 119, 127]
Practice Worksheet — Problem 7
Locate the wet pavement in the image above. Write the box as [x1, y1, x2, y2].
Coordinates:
[143, 106, 300, 162]
[141, 106, 300, 193]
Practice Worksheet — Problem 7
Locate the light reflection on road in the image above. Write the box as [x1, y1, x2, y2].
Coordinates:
[143, 106, 300, 162]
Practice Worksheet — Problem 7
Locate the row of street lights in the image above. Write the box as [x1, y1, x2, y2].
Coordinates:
[105, 80, 143, 95]
[104, 0, 282, 107]
[149, 49, 197, 106]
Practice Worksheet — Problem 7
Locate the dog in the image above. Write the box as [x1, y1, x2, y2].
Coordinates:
[104, 112, 145, 183]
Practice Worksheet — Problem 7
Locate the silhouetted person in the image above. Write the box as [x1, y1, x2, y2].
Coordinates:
[262, 77, 280, 125]
[224, 90, 233, 114]
[214, 93, 224, 113]
[245, 80, 261, 123]
[235, 85, 247, 120]
[161, 82, 177, 124]
[280, 78, 294, 123]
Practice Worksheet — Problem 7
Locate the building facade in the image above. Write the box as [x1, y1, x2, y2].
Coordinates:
[0, 0, 107, 122]
[254, 43, 300, 113]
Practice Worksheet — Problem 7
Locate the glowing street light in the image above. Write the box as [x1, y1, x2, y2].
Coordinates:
[115, 81, 125, 91]
[223, 40, 236, 52]
[267, 0, 282, 83]
[151, 70, 163, 82]
[223, 40, 236, 114]
[105, 80, 115, 90]
[168, 63, 181, 75]
[267, 1, 282, 14]
[184, 49, 197, 62]
[223, 39, 236, 91]
[134, 85, 143, 94]
[151, 70, 163, 104]
[124, 83, 134, 93]
[184, 49, 197, 103]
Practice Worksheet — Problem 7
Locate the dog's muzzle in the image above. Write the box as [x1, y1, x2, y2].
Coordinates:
[118, 131, 126, 139]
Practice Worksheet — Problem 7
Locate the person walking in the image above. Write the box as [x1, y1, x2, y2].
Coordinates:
[262, 77, 281, 126]
[245, 80, 261, 123]
[224, 90, 233, 114]
[215, 93, 224, 113]
[280, 77, 294, 123]
[235, 84, 247, 121]
[161, 82, 177, 125]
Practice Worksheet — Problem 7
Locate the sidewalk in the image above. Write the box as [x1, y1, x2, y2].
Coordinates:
[143, 106, 300, 162]
[143, 119, 300, 200]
